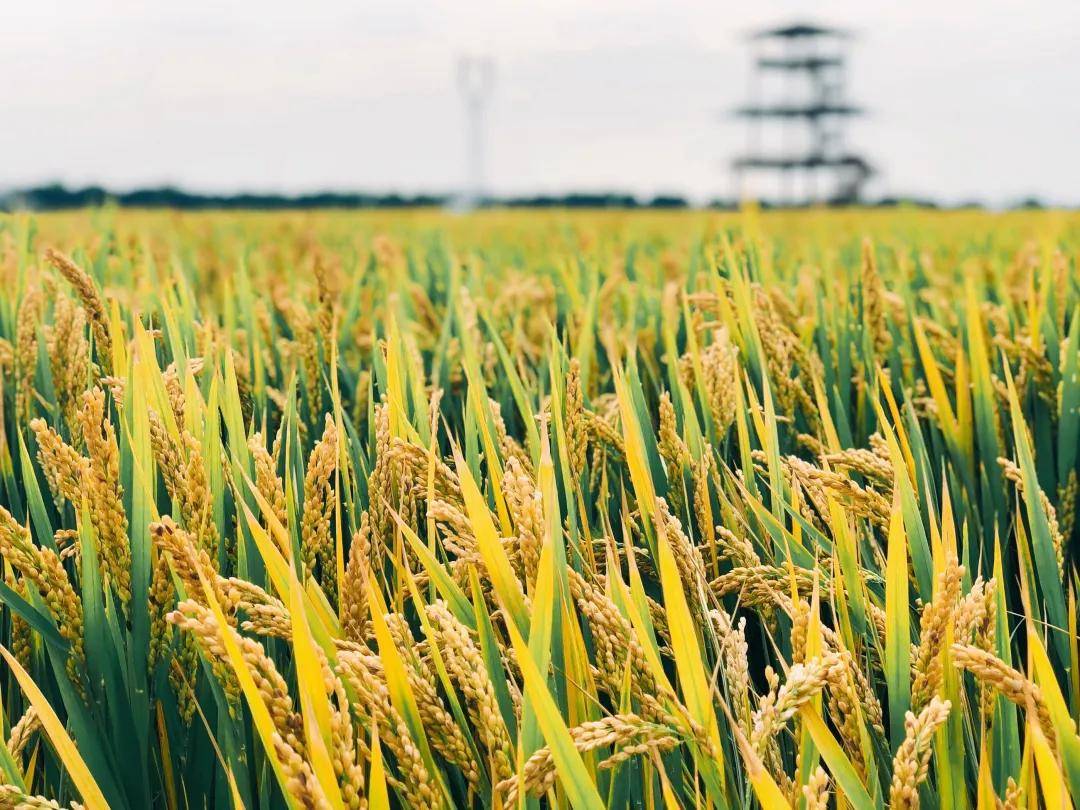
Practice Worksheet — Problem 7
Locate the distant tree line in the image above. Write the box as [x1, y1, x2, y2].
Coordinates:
[2, 185, 449, 211]
[1, 185, 700, 212]
[0, 184, 1052, 212]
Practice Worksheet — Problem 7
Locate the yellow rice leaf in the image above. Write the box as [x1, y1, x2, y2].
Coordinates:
[365, 574, 450, 807]
[384, 312, 408, 439]
[613, 367, 657, 514]
[798, 706, 874, 808]
[239, 495, 342, 640]
[719, 697, 786, 810]
[875, 367, 916, 480]
[885, 489, 911, 741]
[452, 447, 529, 635]
[1025, 619, 1080, 800]
[465, 381, 513, 535]
[976, 736, 996, 810]
[649, 748, 684, 810]
[811, 373, 842, 453]
[155, 703, 178, 810]
[499, 600, 606, 810]
[367, 727, 390, 810]
[604, 547, 675, 696]
[1030, 718, 1068, 809]
[189, 571, 298, 809]
[1071, 587, 1079, 720]
[806, 572, 824, 668]
[1027, 626, 1076, 740]
[912, 317, 958, 443]
[0, 646, 109, 810]
[288, 574, 346, 809]
[654, 515, 725, 775]
[747, 765, 791, 810]
[797, 572, 824, 786]
[954, 344, 973, 460]
[107, 300, 128, 380]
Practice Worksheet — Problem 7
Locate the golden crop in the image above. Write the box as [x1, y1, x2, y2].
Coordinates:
[0, 207, 1076, 809]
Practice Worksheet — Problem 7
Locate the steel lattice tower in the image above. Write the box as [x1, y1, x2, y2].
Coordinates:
[732, 23, 872, 205]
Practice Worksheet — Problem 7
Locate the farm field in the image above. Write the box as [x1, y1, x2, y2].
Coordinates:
[0, 207, 1078, 809]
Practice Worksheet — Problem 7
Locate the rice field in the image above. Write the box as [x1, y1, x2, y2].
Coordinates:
[0, 207, 1077, 809]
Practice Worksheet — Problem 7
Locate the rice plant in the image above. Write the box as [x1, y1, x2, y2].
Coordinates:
[0, 208, 1076, 809]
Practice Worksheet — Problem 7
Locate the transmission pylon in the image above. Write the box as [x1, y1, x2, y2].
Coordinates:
[457, 55, 495, 210]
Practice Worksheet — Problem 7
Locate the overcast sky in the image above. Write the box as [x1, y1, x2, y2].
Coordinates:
[4, 0, 1079, 204]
